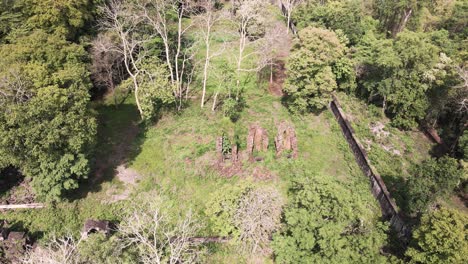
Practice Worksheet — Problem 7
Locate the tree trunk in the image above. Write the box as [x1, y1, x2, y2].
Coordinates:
[391, 8, 412, 38]
[212, 90, 219, 111]
[270, 63, 274, 84]
[201, 35, 211, 108]
[0, 203, 45, 209]
[132, 76, 144, 119]
[382, 95, 387, 115]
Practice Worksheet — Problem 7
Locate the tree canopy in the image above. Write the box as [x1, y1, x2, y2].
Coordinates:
[284, 26, 353, 113]
[272, 171, 388, 263]
[0, 10, 96, 201]
[406, 208, 468, 264]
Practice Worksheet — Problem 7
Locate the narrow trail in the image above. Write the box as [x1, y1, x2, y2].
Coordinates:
[268, 21, 292, 97]
[92, 121, 140, 185]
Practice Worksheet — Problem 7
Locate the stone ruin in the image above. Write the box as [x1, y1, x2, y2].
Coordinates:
[215, 136, 239, 164]
[246, 124, 269, 161]
[213, 122, 298, 178]
[81, 219, 112, 239]
[0, 221, 31, 263]
[215, 122, 298, 165]
[274, 121, 298, 158]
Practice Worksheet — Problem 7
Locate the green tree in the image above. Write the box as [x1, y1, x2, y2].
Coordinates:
[406, 156, 462, 214]
[294, 0, 378, 45]
[459, 130, 468, 161]
[22, 0, 94, 40]
[405, 208, 468, 264]
[272, 172, 388, 263]
[373, 0, 432, 37]
[356, 30, 439, 129]
[0, 31, 96, 201]
[137, 61, 175, 120]
[284, 27, 351, 113]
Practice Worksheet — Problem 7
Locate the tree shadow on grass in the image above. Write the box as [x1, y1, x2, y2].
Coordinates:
[0, 167, 24, 201]
[380, 174, 410, 216]
[68, 101, 149, 201]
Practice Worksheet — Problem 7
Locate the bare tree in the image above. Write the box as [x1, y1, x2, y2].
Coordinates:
[197, 0, 226, 108]
[0, 68, 33, 108]
[22, 235, 83, 264]
[90, 32, 126, 105]
[118, 200, 201, 264]
[99, 0, 151, 118]
[454, 64, 468, 114]
[233, 186, 284, 255]
[231, 0, 268, 100]
[281, 0, 303, 34]
[137, 0, 197, 110]
[259, 22, 285, 85]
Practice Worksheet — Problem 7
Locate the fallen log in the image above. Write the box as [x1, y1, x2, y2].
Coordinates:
[187, 236, 230, 243]
[0, 203, 45, 209]
[169, 236, 231, 244]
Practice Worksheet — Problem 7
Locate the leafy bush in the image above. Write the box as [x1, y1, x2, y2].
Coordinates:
[222, 97, 245, 122]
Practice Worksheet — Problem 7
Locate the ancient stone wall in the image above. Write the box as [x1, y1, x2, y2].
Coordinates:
[275, 121, 298, 158]
[247, 124, 269, 161]
[329, 96, 409, 239]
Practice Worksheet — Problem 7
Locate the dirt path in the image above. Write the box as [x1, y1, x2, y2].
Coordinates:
[86, 104, 142, 202]
[93, 120, 140, 184]
[268, 22, 292, 97]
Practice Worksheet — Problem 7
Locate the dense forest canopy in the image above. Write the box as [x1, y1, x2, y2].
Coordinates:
[0, 0, 466, 263]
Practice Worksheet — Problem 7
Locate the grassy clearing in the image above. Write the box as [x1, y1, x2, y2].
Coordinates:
[2, 6, 386, 262]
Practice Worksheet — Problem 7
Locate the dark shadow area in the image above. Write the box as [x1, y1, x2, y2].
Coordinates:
[0, 167, 24, 202]
[380, 174, 409, 215]
[381, 224, 410, 261]
[68, 102, 148, 201]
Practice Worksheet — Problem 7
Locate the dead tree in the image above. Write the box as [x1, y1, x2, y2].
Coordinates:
[197, 0, 226, 108]
[99, 0, 151, 119]
[22, 235, 82, 264]
[233, 186, 284, 255]
[137, 0, 197, 111]
[118, 200, 201, 264]
[231, 0, 268, 100]
[0, 68, 33, 108]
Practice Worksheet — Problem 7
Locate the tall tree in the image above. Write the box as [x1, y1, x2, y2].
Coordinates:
[197, 0, 225, 108]
[22, 0, 94, 40]
[0, 31, 96, 201]
[137, 0, 197, 111]
[283, 26, 351, 113]
[231, 0, 268, 99]
[374, 0, 423, 37]
[281, 0, 303, 34]
[356, 30, 439, 128]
